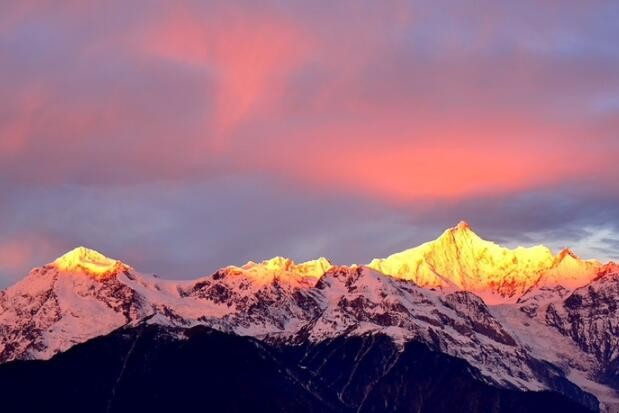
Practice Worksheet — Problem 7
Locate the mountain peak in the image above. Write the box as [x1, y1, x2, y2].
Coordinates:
[263, 256, 295, 271]
[366, 223, 594, 303]
[434, 220, 483, 247]
[454, 220, 472, 231]
[52, 246, 123, 277]
[240, 256, 332, 279]
[297, 257, 333, 277]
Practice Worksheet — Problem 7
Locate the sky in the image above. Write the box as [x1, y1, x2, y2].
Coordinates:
[1, 0, 618, 286]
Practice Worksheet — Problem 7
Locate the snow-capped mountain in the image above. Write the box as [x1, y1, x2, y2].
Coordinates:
[1, 223, 618, 411]
[368, 221, 600, 304]
[0, 248, 150, 363]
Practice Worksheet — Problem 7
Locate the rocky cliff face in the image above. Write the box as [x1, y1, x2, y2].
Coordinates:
[545, 264, 619, 388]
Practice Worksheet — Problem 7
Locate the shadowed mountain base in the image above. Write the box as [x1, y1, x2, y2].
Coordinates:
[0, 325, 596, 413]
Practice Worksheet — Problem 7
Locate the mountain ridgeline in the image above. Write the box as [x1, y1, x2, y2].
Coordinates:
[0, 222, 618, 412]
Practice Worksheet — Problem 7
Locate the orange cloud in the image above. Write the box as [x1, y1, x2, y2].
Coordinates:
[0, 0, 615, 204]
[238, 113, 610, 200]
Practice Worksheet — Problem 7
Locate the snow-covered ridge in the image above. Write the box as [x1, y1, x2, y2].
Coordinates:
[368, 221, 601, 304]
[37, 222, 602, 297]
[226, 256, 332, 287]
[1, 223, 618, 411]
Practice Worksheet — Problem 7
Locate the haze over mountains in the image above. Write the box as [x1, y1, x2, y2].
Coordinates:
[0, 222, 618, 412]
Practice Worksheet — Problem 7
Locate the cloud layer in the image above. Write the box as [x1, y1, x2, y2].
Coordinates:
[1, 1, 618, 285]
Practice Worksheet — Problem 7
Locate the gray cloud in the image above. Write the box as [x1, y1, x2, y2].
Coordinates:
[1, 0, 619, 286]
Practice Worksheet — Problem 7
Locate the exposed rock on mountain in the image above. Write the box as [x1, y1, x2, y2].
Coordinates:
[1, 223, 617, 411]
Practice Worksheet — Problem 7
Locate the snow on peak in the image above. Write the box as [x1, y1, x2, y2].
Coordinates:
[222, 256, 333, 287]
[2, 228, 618, 407]
[53, 246, 124, 277]
[367, 221, 599, 303]
[262, 256, 295, 271]
[298, 257, 333, 277]
[440, 220, 483, 243]
[240, 256, 332, 277]
[534, 248, 600, 290]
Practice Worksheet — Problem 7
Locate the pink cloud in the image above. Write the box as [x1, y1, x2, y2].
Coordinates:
[236, 113, 613, 200]
[0, 0, 618, 285]
[0, 242, 30, 271]
[0, 84, 50, 158]
[0, 0, 616, 203]
[139, 3, 314, 149]
[0, 235, 58, 277]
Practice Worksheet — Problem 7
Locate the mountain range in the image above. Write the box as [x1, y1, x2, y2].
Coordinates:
[0, 222, 617, 412]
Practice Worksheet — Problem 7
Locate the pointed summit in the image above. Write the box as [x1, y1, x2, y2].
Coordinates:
[455, 220, 472, 231]
[432, 220, 485, 252]
[53, 246, 123, 277]
[441, 220, 479, 240]
[534, 248, 600, 290]
[368, 224, 562, 303]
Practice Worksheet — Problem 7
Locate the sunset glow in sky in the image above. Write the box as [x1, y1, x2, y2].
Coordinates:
[1, 1, 618, 285]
